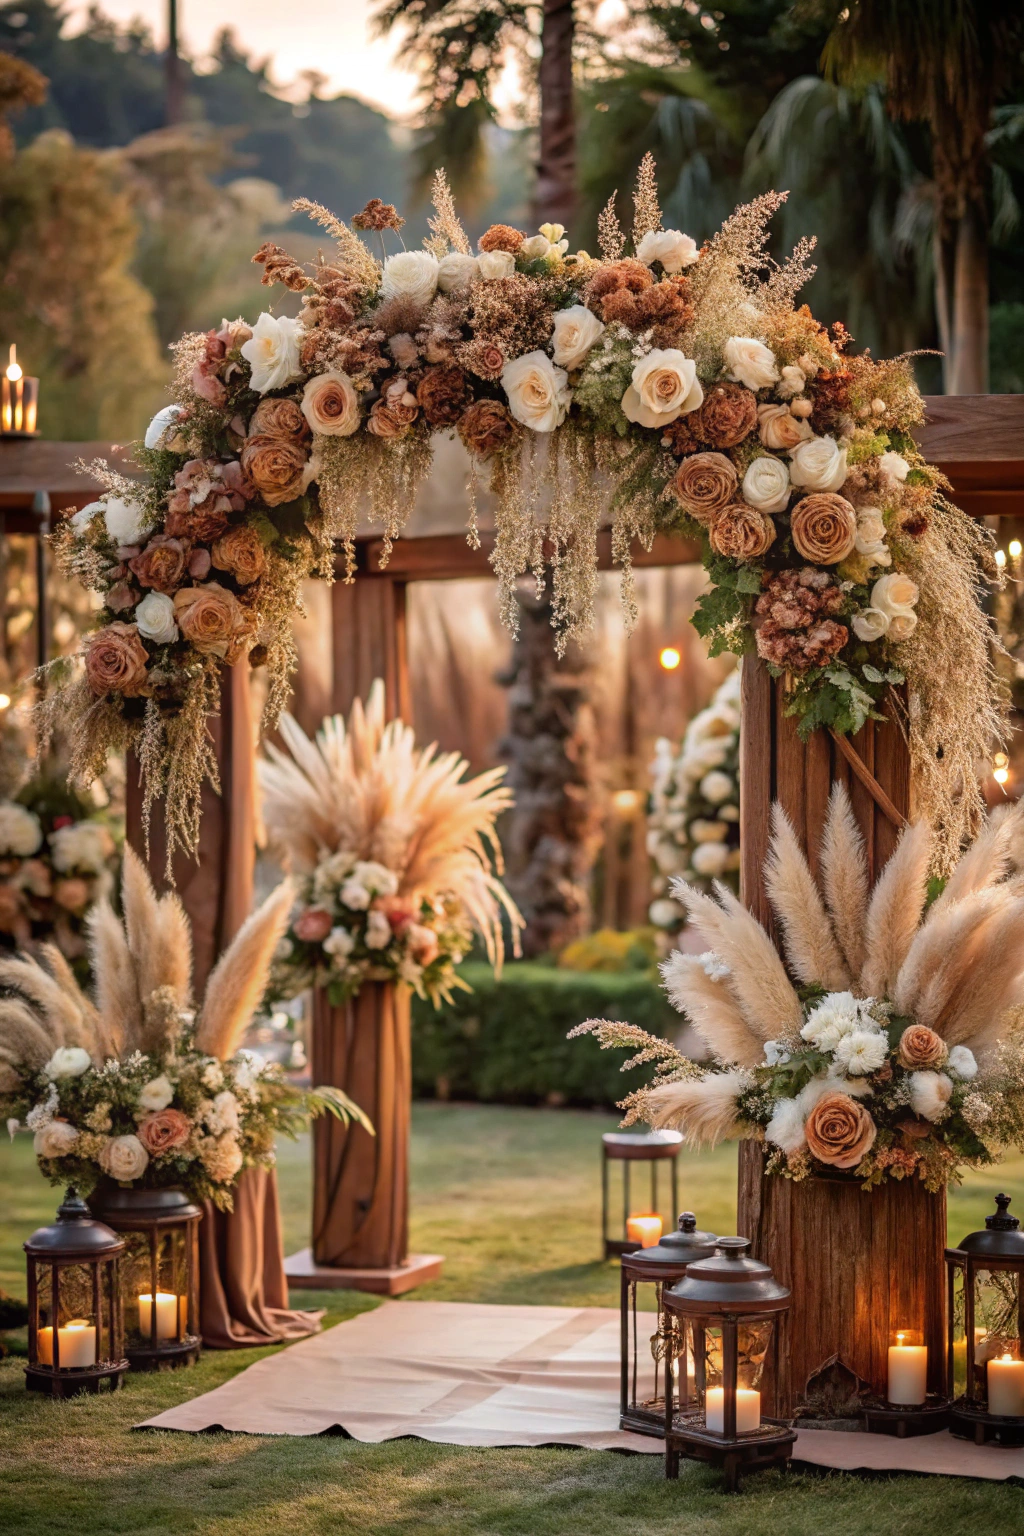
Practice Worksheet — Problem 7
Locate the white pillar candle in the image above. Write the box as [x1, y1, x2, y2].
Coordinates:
[625, 1214, 662, 1249]
[37, 1320, 96, 1369]
[887, 1334, 928, 1405]
[138, 1292, 185, 1340]
[705, 1386, 760, 1433]
[987, 1355, 1024, 1417]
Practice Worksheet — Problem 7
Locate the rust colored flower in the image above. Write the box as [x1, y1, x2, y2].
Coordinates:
[252, 240, 308, 292]
[53, 877, 90, 912]
[478, 224, 525, 254]
[699, 383, 758, 448]
[457, 400, 519, 458]
[809, 367, 854, 435]
[85, 622, 150, 697]
[708, 504, 776, 561]
[460, 338, 506, 380]
[585, 258, 653, 312]
[661, 415, 706, 457]
[293, 907, 333, 943]
[248, 397, 310, 443]
[138, 1108, 192, 1156]
[898, 1026, 948, 1071]
[790, 493, 858, 565]
[240, 434, 311, 507]
[128, 534, 190, 594]
[632, 274, 696, 346]
[416, 365, 471, 427]
[210, 525, 267, 586]
[669, 452, 738, 524]
[165, 502, 229, 542]
[804, 1091, 876, 1169]
[173, 583, 255, 664]
[365, 377, 419, 441]
[352, 197, 406, 233]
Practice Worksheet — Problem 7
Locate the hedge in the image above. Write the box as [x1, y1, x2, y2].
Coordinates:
[411, 961, 677, 1108]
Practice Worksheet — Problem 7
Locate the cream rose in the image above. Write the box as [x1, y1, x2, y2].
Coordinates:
[100, 1133, 149, 1182]
[478, 249, 516, 281]
[551, 305, 605, 370]
[723, 336, 779, 392]
[789, 434, 848, 492]
[34, 1120, 80, 1159]
[622, 348, 703, 428]
[851, 608, 890, 643]
[871, 571, 918, 640]
[758, 403, 812, 452]
[636, 229, 699, 273]
[240, 312, 303, 394]
[44, 1046, 92, 1079]
[139, 1073, 174, 1112]
[135, 591, 178, 645]
[854, 507, 891, 567]
[437, 252, 478, 292]
[742, 455, 790, 514]
[381, 249, 439, 306]
[501, 351, 571, 433]
[519, 234, 552, 260]
[301, 370, 360, 437]
[0, 803, 43, 857]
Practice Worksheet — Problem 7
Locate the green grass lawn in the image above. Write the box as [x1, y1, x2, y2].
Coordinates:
[1, 1104, 1023, 1534]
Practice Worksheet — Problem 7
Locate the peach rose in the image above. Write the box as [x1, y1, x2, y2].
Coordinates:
[898, 1025, 948, 1071]
[293, 906, 334, 942]
[210, 525, 267, 586]
[240, 434, 310, 507]
[173, 583, 254, 663]
[790, 493, 858, 564]
[758, 402, 812, 452]
[669, 452, 738, 524]
[708, 504, 777, 561]
[804, 1092, 876, 1170]
[128, 534, 190, 594]
[137, 1108, 192, 1156]
[85, 622, 150, 697]
[248, 396, 310, 442]
[301, 370, 360, 436]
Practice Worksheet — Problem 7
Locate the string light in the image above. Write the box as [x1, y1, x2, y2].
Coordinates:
[994, 752, 1010, 786]
[995, 549, 1007, 569]
[995, 768, 1010, 786]
[612, 789, 641, 819]
[0, 694, 9, 710]
[1010, 540, 1022, 560]
[659, 646, 681, 671]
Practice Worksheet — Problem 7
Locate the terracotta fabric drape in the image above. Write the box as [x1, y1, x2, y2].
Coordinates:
[126, 662, 320, 1348]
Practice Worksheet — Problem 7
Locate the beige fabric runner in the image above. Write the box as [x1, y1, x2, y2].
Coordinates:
[139, 1301, 1024, 1479]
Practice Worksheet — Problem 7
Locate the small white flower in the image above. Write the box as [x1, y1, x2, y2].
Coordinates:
[43, 1046, 92, 1080]
[801, 992, 863, 1051]
[852, 607, 890, 643]
[138, 1073, 174, 1112]
[910, 1070, 954, 1123]
[231, 1052, 262, 1094]
[0, 802, 43, 857]
[636, 229, 699, 273]
[765, 1096, 806, 1155]
[777, 363, 806, 398]
[135, 591, 179, 645]
[477, 249, 516, 281]
[763, 1040, 791, 1067]
[103, 495, 154, 547]
[699, 770, 734, 805]
[879, 450, 910, 482]
[340, 879, 371, 911]
[381, 248, 440, 306]
[49, 820, 114, 874]
[437, 252, 478, 292]
[947, 1046, 978, 1081]
[204, 1090, 241, 1136]
[649, 897, 684, 927]
[691, 841, 730, 877]
[538, 222, 569, 252]
[201, 1061, 224, 1091]
[722, 336, 779, 392]
[323, 925, 356, 959]
[352, 861, 399, 897]
[832, 1029, 888, 1076]
[240, 312, 303, 394]
[26, 1086, 59, 1131]
[365, 910, 392, 949]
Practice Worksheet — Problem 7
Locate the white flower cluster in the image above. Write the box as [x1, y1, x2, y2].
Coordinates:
[48, 819, 115, 876]
[0, 802, 43, 857]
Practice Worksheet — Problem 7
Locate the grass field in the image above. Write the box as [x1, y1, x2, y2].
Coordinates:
[1, 1103, 1023, 1534]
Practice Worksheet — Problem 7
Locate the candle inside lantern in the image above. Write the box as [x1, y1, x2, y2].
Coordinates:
[887, 1331, 928, 1405]
[1, 346, 38, 434]
[625, 1213, 663, 1249]
[138, 1292, 186, 1340]
[705, 1386, 760, 1433]
[987, 1354, 1024, 1417]
[36, 1319, 96, 1369]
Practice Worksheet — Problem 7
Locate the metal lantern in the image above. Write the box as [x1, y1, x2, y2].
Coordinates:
[1, 345, 40, 436]
[89, 1187, 202, 1370]
[663, 1237, 795, 1491]
[947, 1193, 1024, 1446]
[620, 1211, 717, 1436]
[24, 1188, 128, 1397]
[601, 1129, 682, 1258]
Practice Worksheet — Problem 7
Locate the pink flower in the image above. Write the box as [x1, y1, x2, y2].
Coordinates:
[293, 907, 333, 943]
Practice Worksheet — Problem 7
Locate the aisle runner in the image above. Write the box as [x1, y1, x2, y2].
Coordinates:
[139, 1300, 1024, 1479]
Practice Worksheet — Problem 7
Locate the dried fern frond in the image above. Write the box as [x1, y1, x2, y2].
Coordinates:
[194, 880, 295, 1061]
[764, 805, 850, 990]
[597, 192, 625, 262]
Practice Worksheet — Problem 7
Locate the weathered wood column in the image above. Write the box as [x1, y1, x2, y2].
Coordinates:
[738, 659, 945, 1413]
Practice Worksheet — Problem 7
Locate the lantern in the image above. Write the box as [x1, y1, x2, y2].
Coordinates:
[89, 1186, 202, 1370]
[947, 1193, 1024, 1446]
[620, 1211, 717, 1435]
[601, 1129, 682, 1258]
[663, 1237, 795, 1491]
[1, 345, 40, 437]
[23, 1188, 128, 1397]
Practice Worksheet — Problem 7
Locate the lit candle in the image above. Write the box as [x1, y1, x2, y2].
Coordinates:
[37, 1319, 96, 1369]
[705, 1386, 760, 1433]
[987, 1354, 1024, 1417]
[887, 1332, 928, 1405]
[138, 1292, 186, 1340]
[625, 1214, 663, 1249]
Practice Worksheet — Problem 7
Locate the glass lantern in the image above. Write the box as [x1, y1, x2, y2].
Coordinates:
[24, 1189, 128, 1397]
[947, 1193, 1024, 1446]
[89, 1187, 202, 1370]
[663, 1237, 795, 1491]
[620, 1212, 717, 1435]
[601, 1130, 682, 1257]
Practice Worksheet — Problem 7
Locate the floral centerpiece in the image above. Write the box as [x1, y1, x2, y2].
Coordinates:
[260, 681, 523, 1007]
[45, 158, 1002, 867]
[647, 667, 740, 938]
[0, 847, 367, 1208]
[573, 787, 1024, 1192]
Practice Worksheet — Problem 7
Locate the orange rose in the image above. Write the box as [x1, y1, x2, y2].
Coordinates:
[85, 622, 150, 697]
[173, 583, 255, 663]
[805, 1092, 876, 1170]
[210, 525, 267, 586]
[301, 370, 360, 436]
[898, 1026, 948, 1070]
[128, 534, 190, 594]
[668, 452, 738, 524]
[248, 397, 310, 443]
[137, 1108, 192, 1156]
[708, 504, 777, 561]
[240, 434, 311, 507]
[790, 493, 858, 564]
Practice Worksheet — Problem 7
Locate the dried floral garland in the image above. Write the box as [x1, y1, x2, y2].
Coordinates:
[47, 158, 1004, 866]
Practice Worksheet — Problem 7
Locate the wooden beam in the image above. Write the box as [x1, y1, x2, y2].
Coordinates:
[348, 529, 703, 581]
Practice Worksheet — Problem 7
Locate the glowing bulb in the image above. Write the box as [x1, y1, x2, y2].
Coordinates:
[659, 646, 681, 671]
[0, 694, 9, 710]
[5, 343, 21, 383]
[995, 752, 1009, 768]
[995, 767, 1010, 785]
[996, 549, 1007, 568]
[1011, 541, 1022, 559]
[612, 788, 641, 819]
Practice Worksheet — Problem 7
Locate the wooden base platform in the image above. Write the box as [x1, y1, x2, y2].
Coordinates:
[284, 1249, 444, 1296]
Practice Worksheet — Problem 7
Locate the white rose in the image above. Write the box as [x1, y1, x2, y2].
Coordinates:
[948, 1046, 978, 1080]
[380, 249, 440, 307]
[138, 1073, 174, 1112]
[854, 507, 890, 568]
[723, 336, 779, 392]
[323, 926, 356, 959]
[550, 305, 605, 370]
[691, 841, 730, 877]
[788, 434, 848, 492]
[100, 1133, 149, 1182]
[477, 249, 516, 281]
[0, 802, 43, 857]
[502, 350, 571, 433]
[699, 769, 734, 805]
[871, 571, 918, 620]
[365, 910, 392, 949]
[437, 253, 478, 292]
[232, 1050, 263, 1095]
[70, 499, 105, 533]
[43, 1046, 92, 1080]
[636, 228, 699, 273]
[621, 348, 703, 428]
[742, 455, 790, 514]
[144, 403, 185, 451]
[879, 450, 910, 482]
[240, 312, 303, 394]
[135, 591, 178, 645]
[851, 608, 890, 643]
[352, 861, 399, 897]
[34, 1120, 80, 1159]
[909, 1070, 954, 1123]
[777, 364, 806, 398]
[519, 235, 551, 260]
[204, 1090, 241, 1136]
[103, 495, 153, 547]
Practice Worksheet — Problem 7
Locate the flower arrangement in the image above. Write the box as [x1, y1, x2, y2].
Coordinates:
[573, 787, 1024, 1192]
[0, 847, 367, 1208]
[47, 159, 1003, 865]
[259, 682, 523, 1006]
[647, 667, 740, 937]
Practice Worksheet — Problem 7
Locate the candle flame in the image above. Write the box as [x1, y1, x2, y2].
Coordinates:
[5, 344, 21, 382]
[896, 1332, 906, 1344]
[999, 1353, 1016, 1364]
